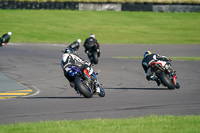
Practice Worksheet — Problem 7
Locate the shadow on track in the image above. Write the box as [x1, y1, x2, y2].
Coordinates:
[21, 97, 84, 99]
[105, 87, 170, 90]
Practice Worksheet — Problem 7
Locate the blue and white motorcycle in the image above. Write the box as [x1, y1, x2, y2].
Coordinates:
[68, 66, 105, 98]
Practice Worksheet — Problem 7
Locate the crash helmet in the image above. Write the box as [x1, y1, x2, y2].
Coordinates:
[64, 47, 75, 54]
[90, 33, 95, 39]
[77, 39, 81, 44]
[144, 51, 152, 57]
[8, 32, 12, 36]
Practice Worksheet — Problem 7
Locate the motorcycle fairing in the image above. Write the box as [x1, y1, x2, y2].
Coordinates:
[83, 69, 91, 77]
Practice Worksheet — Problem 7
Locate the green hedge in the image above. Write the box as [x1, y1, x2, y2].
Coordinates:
[4, 0, 200, 4]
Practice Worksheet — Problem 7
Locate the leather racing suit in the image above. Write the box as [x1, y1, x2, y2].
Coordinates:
[83, 37, 100, 57]
[142, 53, 170, 85]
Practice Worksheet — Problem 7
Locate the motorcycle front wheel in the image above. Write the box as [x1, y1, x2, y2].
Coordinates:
[175, 82, 180, 89]
[98, 86, 105, 97]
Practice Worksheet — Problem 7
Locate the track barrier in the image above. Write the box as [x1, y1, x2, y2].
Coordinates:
[0, 1, 200, 12]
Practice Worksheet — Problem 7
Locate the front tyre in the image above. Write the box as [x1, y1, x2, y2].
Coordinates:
[159, 72, 176, 89]
[175, 82, 180, 89]
[98, 86, 105, 97]
[74, 76, 93, 98]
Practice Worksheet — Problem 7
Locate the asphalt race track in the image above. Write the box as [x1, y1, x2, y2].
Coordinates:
[0, 43, 200, 124]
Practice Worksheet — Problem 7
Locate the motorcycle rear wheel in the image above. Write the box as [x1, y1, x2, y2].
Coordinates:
[159, 72, 176, 89]
[74, 76, 93, 98]
[92, 52, 98, 64]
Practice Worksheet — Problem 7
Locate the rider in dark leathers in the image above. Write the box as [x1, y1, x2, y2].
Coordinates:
[66, 39, 81, 52]
[0, 32, 12, 47]
[61, 39, 92, 92]
[83, 33, 100, 57]
[142, 51, 171, 86]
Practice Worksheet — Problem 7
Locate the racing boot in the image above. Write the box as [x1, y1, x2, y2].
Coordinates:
[97, 49, 101, 57]
[95, 86, 100, 94]
[155, 79, 161, 86]
[70, 82, 80, 94]
[151, 76, 160, 86]
[70, 82, 75, 88]
[94, 82, 100, 94]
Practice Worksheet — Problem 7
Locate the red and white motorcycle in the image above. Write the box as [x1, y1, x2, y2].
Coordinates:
[150, 60, 180, 89]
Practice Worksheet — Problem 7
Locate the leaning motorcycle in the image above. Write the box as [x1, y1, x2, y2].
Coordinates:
[0, 32, 12, 47]
[67, 66, 105, 98]
[86, 45, 100, 65]
[150, 60, 180, 89]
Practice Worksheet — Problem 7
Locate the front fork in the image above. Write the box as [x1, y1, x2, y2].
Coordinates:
[91, 73, 101, 92]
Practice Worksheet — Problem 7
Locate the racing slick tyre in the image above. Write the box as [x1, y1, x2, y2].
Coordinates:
[159, 72, 176, 89]
[93, 52, 98, 65]
[98, 86, 105, 97]
[74, 76, 93, 98]
[175, 82, 180, 89]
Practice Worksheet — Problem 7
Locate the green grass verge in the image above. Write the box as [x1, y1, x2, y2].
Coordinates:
[1, 10, 200, 44]
[0, 115, 200, 133]
[113, 56, 200, 61]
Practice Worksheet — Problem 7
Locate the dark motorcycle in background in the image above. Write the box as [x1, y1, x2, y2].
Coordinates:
[0, 32, 12, 47]
[86, 45, 100, 65]
[150, 60, 180, 89]
[67, 66, 105, 98]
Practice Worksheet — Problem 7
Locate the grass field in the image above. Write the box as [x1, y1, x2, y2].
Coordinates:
[1, 115, 200, 133]
[1, 10, 200, 44]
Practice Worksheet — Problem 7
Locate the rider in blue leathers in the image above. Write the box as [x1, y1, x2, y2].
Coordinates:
[61, 39, 94, 92]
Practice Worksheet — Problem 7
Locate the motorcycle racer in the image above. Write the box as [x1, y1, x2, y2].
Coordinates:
[61, 39, 98, 93]
[0, 32, 12, 47]
[83, 33, 100, 57]
[142, 50, 171, 86]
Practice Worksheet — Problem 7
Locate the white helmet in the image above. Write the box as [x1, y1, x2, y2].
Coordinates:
[8, 32, 12, 36]
[77, 39, 81, 43]
[90, 33, 95, 39]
